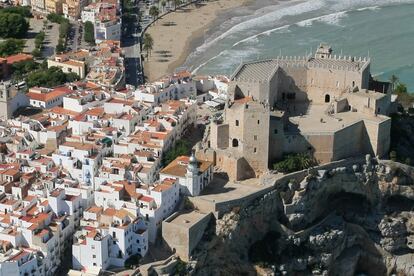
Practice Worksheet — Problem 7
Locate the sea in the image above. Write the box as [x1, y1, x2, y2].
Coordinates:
[182, 0, 414, 90]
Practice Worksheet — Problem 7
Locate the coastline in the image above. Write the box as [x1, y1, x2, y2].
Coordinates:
[143, 0, 253, 82]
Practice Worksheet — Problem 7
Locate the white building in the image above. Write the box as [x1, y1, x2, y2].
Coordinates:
[26, 87, 72, 109]
[160, 153, 213, 196]
[95, 19, 121, 43]
[72, 207, 148, 273]
[52, 141, 112, 188]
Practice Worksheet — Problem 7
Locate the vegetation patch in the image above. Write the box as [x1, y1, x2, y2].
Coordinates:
[163, 139, 191, 166]
[0, 39, 25, 57]
[26, 66, 79, 88]
[47, 13, 70, 53]
[273, 153, 318, 173]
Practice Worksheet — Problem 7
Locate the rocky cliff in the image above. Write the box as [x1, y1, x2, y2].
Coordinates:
[190, 156, 414, 275]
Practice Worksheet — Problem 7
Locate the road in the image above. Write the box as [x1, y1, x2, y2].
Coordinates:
[122, 3, 144, 87]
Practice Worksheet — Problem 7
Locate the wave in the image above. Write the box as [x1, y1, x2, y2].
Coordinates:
[188, 0, 414, 75]
[232, 24, 290, 47]
[296, 10, 348, 27]
[194, 0, 414, 54]
[356, 6, 381, 11]
[194, 0, 326, 53]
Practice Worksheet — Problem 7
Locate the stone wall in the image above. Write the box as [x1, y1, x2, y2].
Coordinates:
[190, 157, 414, 275]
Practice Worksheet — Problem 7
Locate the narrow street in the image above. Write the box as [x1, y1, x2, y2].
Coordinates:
[122, 1, 144, 87]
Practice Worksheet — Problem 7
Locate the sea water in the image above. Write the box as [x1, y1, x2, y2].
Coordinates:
[183, 0, 414, 90]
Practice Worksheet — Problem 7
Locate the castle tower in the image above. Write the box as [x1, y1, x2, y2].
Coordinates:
[315, 43, 333, 59]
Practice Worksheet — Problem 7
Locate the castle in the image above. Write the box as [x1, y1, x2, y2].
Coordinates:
[207, 44, 392, 180]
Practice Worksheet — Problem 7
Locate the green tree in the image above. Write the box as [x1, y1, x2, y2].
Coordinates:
[56, 38, 65, 53]
[143, 33, 154, 57]
[0, 6, 31, 17]
[149, 6, 160, 20]
[0, 39, 25, 57]
[395, 83, 408, 94]
[34, 31, 45, 49]
[26, 66, 79, 88]
[47, 13, 66, 24]
[84, 21, 95, 45]
[161, 0, 167, 11]
[11, 60, 39, 81]
[31, 48, 41, 58]
[0, 13, 29, 38]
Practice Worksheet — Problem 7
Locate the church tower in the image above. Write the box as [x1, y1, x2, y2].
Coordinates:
[185, 151, 200, 196]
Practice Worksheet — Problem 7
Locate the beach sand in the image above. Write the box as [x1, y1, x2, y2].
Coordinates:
[144, 0, 251, 81]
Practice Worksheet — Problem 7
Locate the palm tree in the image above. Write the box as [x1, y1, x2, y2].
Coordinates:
[389, 74, 399, 91]
[143, 33, 154, 57]
[149, 6, 160, 21]
[174, 0, 181, 10]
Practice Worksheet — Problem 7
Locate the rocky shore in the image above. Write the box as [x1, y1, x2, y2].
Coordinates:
[187, 156, 414, 275]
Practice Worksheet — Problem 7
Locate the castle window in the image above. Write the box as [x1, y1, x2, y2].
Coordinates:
[235, 120, 239, 126]
[325, 94, 330, 103]
[254, 135, 257, 141]
[257, 120, 260, 125]
[232, 139, 238, 147]
[254, 148, 257, 153]
[352, 81, 355, 87]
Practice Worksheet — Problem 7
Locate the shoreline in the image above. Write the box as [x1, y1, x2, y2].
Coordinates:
[143, 0, 254, 82]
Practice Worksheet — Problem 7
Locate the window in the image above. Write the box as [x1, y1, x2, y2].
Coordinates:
[235, 120, 239, 126]
[93, 255, 96, 258]
[254, 135, 257, 141]
[257, 120, 260, 124]
[274, 129, 278, 134]
[91, 245, 95, 249]
[325, 94, 330, 103]
[93, 263, 96, 266]
[254, 148, 257, 153]
[232, 139, 238, 147]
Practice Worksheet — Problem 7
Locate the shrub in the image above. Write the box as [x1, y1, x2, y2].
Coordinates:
[273, 153, 318, 173]
[163, 140, 191, 165]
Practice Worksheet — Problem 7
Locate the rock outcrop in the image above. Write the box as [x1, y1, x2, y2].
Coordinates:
[189, 156, 414, 275]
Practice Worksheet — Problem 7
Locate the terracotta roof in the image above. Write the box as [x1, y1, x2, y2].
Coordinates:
[160, 155, 212, 177]
[139, 195, 153, 203]
[6, 53, 33, 65]
[86, 205, 103, 214]
[85, 107, 105, 117]
[27, 89, 68, 102]
[103, 208, 116, 216]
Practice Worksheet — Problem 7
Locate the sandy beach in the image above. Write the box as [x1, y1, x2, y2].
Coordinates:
[144, 0, 251, 81]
